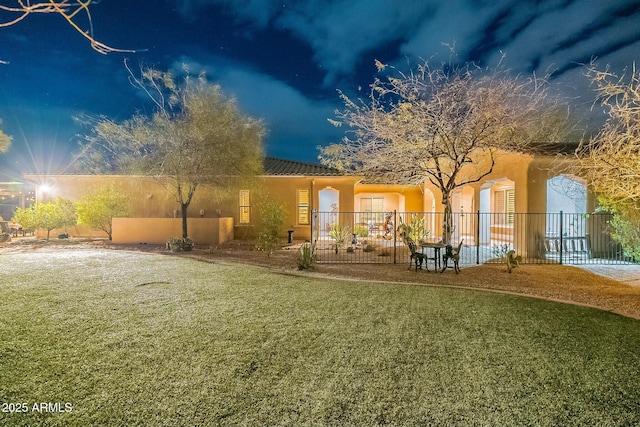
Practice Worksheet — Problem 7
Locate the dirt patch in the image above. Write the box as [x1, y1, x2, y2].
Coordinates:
[3, 237, 640, 320]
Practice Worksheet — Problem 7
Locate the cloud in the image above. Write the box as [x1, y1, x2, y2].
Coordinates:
[399, 0, 514, 65]
[481, 0, 640, 75]
[170, 0, 640, 88]
[274, 1, 435, 85]
[169, 0, 437, 85]
[171, 55, 343, 161]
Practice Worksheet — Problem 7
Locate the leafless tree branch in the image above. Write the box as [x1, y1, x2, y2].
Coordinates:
[0, 0, 137, 57]
[573, 61, 640, 203]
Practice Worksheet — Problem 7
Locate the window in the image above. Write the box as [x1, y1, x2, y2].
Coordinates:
[505, 189, 515, 225]
[494, 188, 515, 225]
[361, 197, 384, 223]
[239, 190, 250, 224]
[297, 189, 310, 225]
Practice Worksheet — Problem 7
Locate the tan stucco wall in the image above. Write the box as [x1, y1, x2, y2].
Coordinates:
[35, 224, 106, 239]
[112, 218, 233, 245]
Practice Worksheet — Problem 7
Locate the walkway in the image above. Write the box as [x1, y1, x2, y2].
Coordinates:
[578, 264, 640, 287]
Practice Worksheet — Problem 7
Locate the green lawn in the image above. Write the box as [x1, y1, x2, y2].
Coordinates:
[1, 250, 640, 426]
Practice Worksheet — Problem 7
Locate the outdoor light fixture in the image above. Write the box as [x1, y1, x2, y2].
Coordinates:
[35, 183, 52, 204]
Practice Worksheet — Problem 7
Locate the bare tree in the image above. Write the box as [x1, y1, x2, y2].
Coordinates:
[570, 62, 640, 259]
[574, 62, 640, 202]
[75, 66, 265, 240]
[0, 0, 135, 58]
[320, 59, 573, 242]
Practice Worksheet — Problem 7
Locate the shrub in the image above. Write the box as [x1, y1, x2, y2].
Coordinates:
[407, 213, 429, 242]
[328, 223, 352, 253]
[505, 250, 522, 273]
[353, 224, 369, 237]
[76, 185, 129, 241]
[167, 237, 180, 252]
[296, 241, 316, 270]
[597, 196, 640, 261]
[256, 199, 287, 257]
[12, 198, 76, 240]
[397, 214, 429, 243]
[182, 237, 193, 251]
[167, 237, 193, 252]
[492, 243, 521, 273]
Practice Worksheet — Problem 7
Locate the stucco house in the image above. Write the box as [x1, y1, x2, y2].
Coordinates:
[22, 153, 595, 260]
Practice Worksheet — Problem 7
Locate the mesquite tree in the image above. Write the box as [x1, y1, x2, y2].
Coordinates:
[320, 60, 573, 242]
[76, 66, 265, 240]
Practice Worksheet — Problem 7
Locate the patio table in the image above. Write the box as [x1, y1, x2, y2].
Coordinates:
[421, 242, 446, 271]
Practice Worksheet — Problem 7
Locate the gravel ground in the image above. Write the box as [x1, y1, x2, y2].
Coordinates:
[3, 237, 640, 319]
[576, 264, 640, 287]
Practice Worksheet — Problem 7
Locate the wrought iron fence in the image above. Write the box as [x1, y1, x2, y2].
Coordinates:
[311, 210, 630, 265]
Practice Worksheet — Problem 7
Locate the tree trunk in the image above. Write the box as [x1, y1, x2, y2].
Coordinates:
[181, 202, 189, 239]
[442, 192, 454, 244]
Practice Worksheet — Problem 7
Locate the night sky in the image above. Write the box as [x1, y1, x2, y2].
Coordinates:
[1, 0, 639, 180]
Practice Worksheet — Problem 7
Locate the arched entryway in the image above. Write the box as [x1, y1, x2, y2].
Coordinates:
[319, 187, 339, 235]
[546, 175, 587, 237]
[547, 175, 586, 214]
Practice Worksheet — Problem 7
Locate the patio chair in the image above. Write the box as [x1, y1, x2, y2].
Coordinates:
[407, 238, 428, 271]
[441, 240, 463, 274]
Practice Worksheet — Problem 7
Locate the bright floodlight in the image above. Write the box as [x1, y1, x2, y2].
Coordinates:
[39, 184, 52, 193]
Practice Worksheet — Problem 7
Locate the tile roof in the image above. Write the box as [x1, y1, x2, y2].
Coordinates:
[20, 157, 345, 178]
[263, 157, 343, 176]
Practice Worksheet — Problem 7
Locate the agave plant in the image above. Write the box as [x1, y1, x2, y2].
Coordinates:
[296, 241, 316, 270]
[328, 223, 352, 253]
